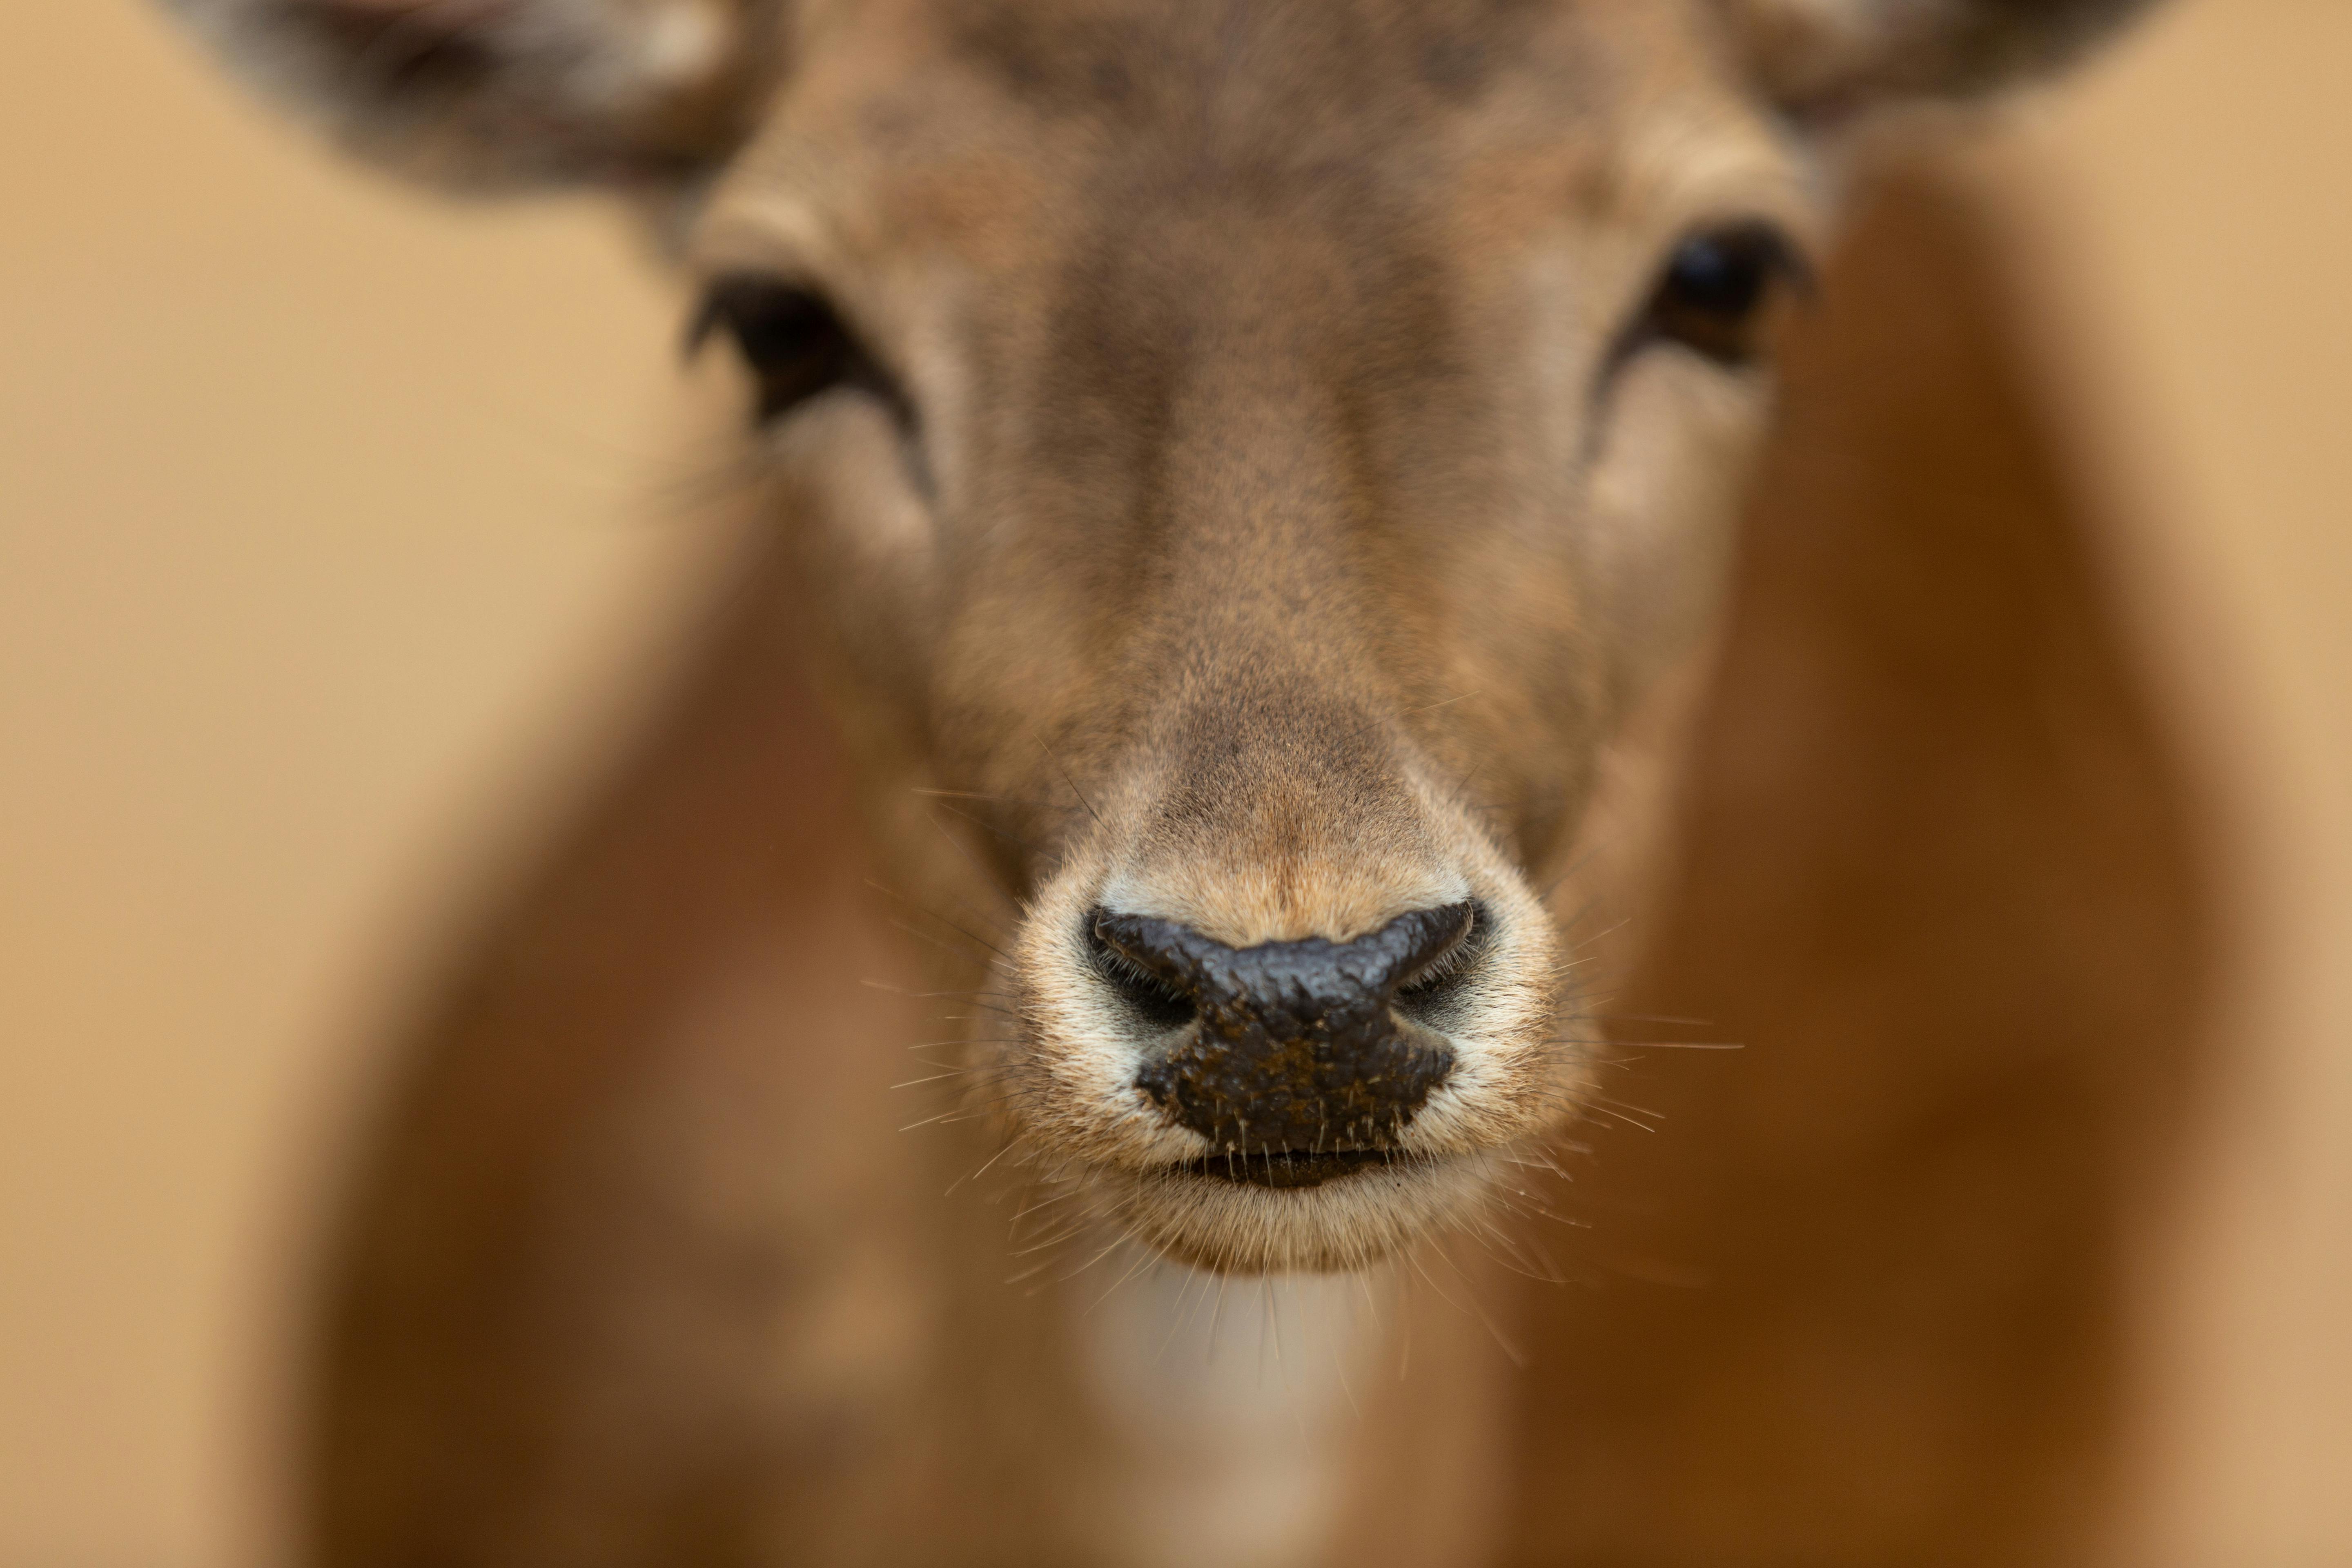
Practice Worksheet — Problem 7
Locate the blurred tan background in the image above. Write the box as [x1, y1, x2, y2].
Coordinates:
[0, 2, 2344, 1566]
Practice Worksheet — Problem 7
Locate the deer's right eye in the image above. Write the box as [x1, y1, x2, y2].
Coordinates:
[690, 277, 868, 425]
[1638, 223, 1805, 368]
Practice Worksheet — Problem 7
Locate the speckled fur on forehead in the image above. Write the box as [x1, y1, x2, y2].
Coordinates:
[945, 0, 1574, 121]
[920, 0, 1730, 190]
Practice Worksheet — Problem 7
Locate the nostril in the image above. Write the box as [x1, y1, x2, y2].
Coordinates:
[1393, 900, 1488, 1022]
[1085, 918, 1199, 1029]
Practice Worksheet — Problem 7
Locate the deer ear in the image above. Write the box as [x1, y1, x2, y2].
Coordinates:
[1717, 0, 2156, 118]
[163, 0, 778, 190]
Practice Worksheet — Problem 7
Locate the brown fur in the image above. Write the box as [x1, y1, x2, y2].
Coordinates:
[1497, 165, 2209, 1568]
[154, 0, 2204, 1561]
[285, 163, 2209, 1568]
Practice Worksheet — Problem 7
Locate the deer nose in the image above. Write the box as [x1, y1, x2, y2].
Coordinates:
[1090, 903, 1473, 1167]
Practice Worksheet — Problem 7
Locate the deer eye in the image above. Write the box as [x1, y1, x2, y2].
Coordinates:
[1638, 223, 1804, 367]
[690, 276, 871, 425]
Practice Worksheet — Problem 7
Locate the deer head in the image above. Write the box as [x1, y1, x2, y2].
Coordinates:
[168, 0, 2151, 1273]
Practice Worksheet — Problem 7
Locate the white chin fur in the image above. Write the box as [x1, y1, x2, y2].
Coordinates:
[1096, 1152, 1508, 1276]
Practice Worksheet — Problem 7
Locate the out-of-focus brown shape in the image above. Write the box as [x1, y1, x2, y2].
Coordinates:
[1501, 166, 2212, 1563]
[304, 541, 935, 1565]
[299, 157, 2213, 1566]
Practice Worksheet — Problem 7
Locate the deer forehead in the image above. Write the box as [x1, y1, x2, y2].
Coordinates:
[688, 0, 1810, 325]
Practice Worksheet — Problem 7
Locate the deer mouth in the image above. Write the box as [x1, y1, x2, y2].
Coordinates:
[1173, 1147, 1398, 1189]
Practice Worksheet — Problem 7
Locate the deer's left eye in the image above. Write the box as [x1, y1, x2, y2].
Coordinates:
[1638, 223, 1804, 367]
[690, 276, 873, 425]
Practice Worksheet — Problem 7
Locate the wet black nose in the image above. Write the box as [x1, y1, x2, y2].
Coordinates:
[1092, 902, 1473, 1161]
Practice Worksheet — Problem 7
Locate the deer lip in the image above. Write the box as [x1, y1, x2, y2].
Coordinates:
[1172, 1148, 1397, 1189]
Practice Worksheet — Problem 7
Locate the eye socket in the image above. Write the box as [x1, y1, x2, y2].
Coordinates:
[1636, 222, 1804, 368]
[689, 276, 869, 425]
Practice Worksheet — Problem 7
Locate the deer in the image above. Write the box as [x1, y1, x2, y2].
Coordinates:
[162, 0, 2209, 1564]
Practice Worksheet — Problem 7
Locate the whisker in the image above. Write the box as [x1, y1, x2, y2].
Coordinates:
[885, 917, 1010, 971]
[862, 978, 1023, 1007]
[929, 798, 1041, 855]
[947, 1135, 1025, 1196]
[1032, 729, 1109, 830]
[921, 805, 1022, 913]
[870, 881, 1012, 954]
